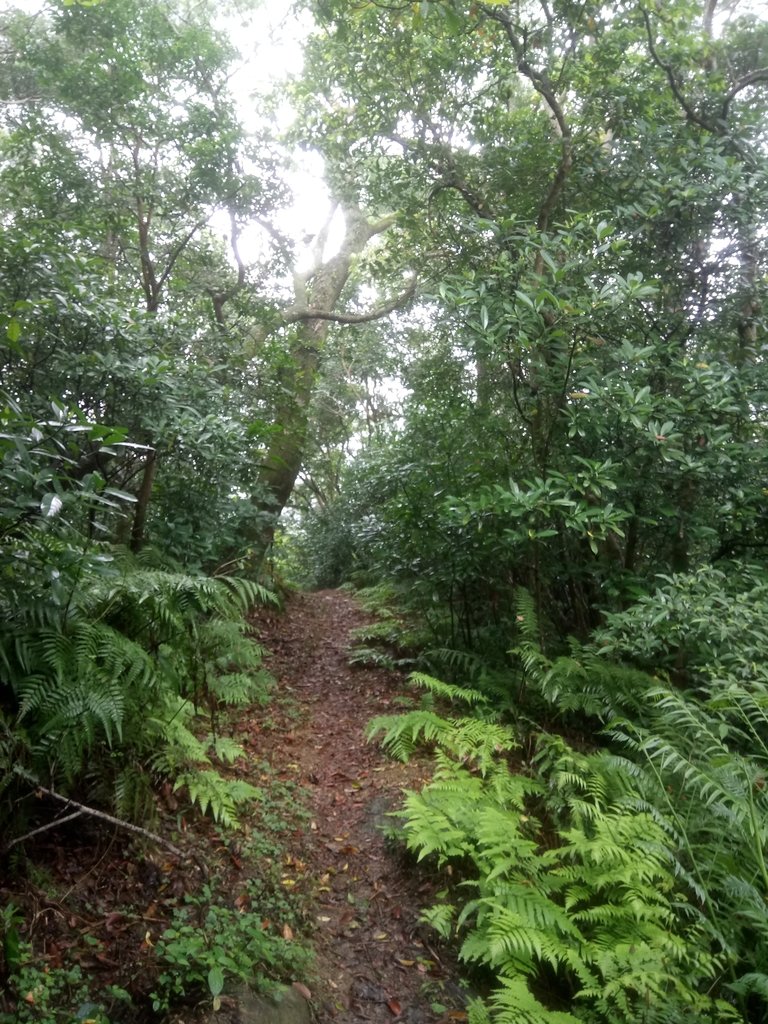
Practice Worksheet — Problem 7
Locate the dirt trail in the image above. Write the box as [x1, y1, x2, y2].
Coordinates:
[250, 590, 463, 1024]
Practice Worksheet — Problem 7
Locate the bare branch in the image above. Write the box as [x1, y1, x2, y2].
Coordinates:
[721, 67, 768, 119]
[3, 811, 84, 852]
[364, 211, 398, 238]
[284, 276, 417, 325]
[11, 771, 184, 859]
[703, 0, 718, 37]
[208, 211, 250, 326]
[253, 214, 295, 265]
[479, 3, 573, 234]
[390, 131, 497, 221]
[156, 214, 211, 297]
[229, 210, 248, 289]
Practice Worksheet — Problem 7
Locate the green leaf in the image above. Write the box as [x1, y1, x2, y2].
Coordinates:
[40, 493, 63, 518]
[208, 965, 224, 997]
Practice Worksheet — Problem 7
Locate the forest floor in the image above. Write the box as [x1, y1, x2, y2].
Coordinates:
[1, 589, 468, 1024]
[243, 588, 466, 1023]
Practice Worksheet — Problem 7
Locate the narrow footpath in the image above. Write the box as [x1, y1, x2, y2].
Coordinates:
[248, 590, 465, 1024]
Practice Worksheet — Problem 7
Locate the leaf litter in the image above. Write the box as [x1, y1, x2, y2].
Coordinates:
[0, 589, 466, 1023]
[247, 589, 467, 1023]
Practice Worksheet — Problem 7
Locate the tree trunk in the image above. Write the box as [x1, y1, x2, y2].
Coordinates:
[130, 449, 158, 553]
[234, 205, 402, 569]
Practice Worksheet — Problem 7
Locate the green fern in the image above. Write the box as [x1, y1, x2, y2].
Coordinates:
[467, 999, 492, 1024]
[367, 709, 455, 761]
[206, 735, 246, 765]
[348, 646, 398, 670]
[174, 770, 262, 829]
[409, 672, 489, 707]
[488, 978, 580, 1024]
[373, 673, 732, 1024]
[349, 621, 401, 643]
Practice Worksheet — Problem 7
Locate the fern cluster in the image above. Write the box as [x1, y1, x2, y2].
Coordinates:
[1, 548, 276, 836]
[373, 586, 768, 1024]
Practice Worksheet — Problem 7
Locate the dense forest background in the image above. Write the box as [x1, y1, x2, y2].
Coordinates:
[2, 0, 768, 1021]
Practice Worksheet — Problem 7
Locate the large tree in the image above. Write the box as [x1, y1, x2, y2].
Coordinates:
[0, 0, 422, 569]
[294, 0, 768, 635]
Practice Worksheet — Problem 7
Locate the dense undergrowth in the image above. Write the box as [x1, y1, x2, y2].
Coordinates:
[0, 396, 313, 1021]
[354, 569, 768, 1024]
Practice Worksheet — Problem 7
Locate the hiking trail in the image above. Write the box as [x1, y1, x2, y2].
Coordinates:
[247, 589, 464, 1024]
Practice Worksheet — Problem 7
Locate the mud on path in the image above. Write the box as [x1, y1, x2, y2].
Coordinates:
[248, 589, 464, 1024]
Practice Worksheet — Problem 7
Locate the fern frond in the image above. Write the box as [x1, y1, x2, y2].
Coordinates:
[348, 646, 398, 670]
[174, 769, 262, 829]
[206, 735, 246, 764]
[366, 709, 454, 761]
[409, 672, 488, 707]
[488, 976, 580, 1024]
[419, 903, 455, 939]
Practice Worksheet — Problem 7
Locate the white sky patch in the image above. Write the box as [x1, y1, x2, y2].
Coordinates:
[211, 1, 340, 267]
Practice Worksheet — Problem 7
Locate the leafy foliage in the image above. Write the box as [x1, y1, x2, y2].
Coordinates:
[0, 393, 276, 836]
[150, 880, 311, 1012]
[374, 677, 740, 1022]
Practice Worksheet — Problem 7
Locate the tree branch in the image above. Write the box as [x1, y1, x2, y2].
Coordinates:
[253, 214, 296, 266]
[479, 4, 573, 235]
[156, 214, 211, 297]
[3, 811, 84, 852]
[389, 131, 497, 221]
[640, 7, 714, 131]
[10, 771, 184, 859]
[283, 276, 417, 325]
[208, 211, 250, 326]
[703, 0, 718, 38]
[721, 67, 768, 120]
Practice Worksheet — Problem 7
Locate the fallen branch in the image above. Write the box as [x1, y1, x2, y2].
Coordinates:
[3, 810, 84, 852]
[10, 770, 184, 859]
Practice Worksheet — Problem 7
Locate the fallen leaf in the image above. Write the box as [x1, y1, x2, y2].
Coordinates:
[396, 958, 415, 967]
[387, 998, 403, 1016]
[292, 982, 312, 1000]
[374, 932, 388, 941]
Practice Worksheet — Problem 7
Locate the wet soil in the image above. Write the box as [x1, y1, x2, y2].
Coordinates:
[247, 589, 465, 1024]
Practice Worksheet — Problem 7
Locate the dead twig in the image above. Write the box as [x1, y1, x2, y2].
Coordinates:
[9, 769, 184, 860]
[4, 810, 84, 852]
